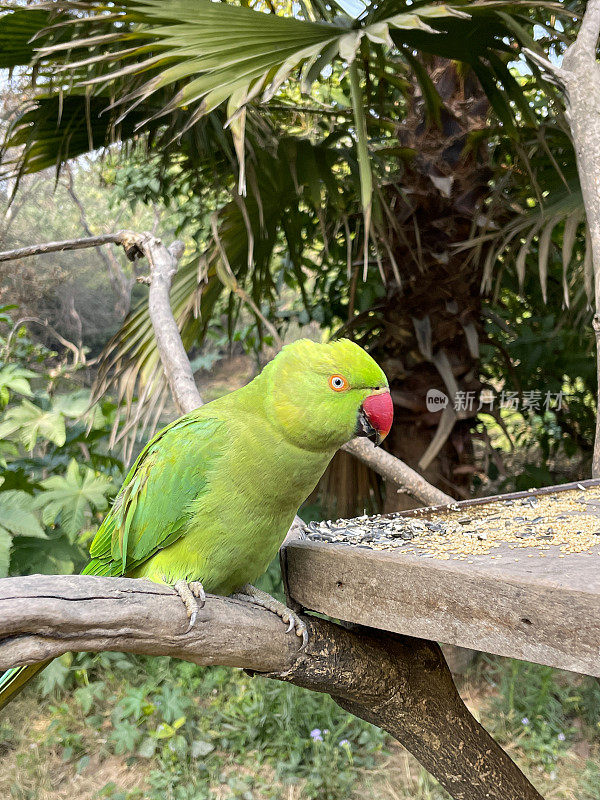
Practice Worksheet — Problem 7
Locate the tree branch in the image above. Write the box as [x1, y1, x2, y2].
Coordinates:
[141, 234, 203, 416]
[3, 315, 85, 367]
[521, 47, 566, 86]
[0, 575, 544, 800]
[0, 232, 145, 263]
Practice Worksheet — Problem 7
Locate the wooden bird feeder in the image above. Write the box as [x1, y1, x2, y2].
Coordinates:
[283, 478, 600, 679]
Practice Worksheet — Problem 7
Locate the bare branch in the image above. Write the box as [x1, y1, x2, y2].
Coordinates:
[521, 47, 566, 86]
[0, 229, 202, 416]
[2, 315, 85, 367]
[0, 232, 144, 263]
[0, 574, 544, 800]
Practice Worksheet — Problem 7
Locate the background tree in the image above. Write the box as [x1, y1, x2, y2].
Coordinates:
[0, 0, 576, 508]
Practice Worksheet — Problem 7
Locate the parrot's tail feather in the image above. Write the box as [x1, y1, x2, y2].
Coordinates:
[0, 662, 51, 712]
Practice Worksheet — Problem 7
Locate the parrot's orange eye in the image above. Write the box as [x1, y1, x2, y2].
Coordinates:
[329, 374, 349, 392]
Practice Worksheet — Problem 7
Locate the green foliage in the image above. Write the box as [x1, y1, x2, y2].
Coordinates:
[0, 0, 569, 440]
[8, 650, 600, 800]
[34, 459, 114, 541]
[0, 316, 122, 575]
[0, 364, 35, 406]
[479, 234, 596, 490]
[0, 489, 46, 576]
[0, 398, 67, 449]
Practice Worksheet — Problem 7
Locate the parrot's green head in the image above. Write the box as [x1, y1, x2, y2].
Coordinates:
[262, 338, 392, 452]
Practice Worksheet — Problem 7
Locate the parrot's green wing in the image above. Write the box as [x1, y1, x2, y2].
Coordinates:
[83, 414, 224, 577]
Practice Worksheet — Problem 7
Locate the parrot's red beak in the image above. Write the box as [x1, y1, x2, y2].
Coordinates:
[356, 391, 393, 446]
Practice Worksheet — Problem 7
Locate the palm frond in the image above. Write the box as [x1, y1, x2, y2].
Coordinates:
[2, 1, 566, 240]
[464, 124, 588, 307]
[0, 0, 576, 452]
[0, 7, 53, 69]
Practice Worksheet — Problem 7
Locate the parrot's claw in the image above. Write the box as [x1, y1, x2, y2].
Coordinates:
[190, 581, 206, 604]
[232, 584, 308, 649]
[173, 580, 206, 632]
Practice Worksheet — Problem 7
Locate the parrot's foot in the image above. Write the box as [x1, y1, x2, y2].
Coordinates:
[173, 580, 206, 631]
[232, 584, 308, 649]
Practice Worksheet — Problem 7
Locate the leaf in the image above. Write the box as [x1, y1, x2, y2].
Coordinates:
[38, 655, 72, 696]
[137, 737, 158, 758]
[74, 683, 104, 715]
[0, 528, 12, 578]
[52, 390, 106, 428]
[515, 224, 539, 291]
[0, 490, 46, 539]
[110, 720, 140, 754]
[52, 391, 93, 418]
[0, 400, 66, 450]
[538, 217, 559, 305]
[349, 60, 373, 277]
[0, 8, 54, 69]
[0, 486, 46, 577]
[191, 739, 214, 758]
[33, 459, 115, 540]
[0, 365, 35, 401]
[7, 531, 80, 576]
[561, 210, 583, 308]
[154, 722, 177, 740]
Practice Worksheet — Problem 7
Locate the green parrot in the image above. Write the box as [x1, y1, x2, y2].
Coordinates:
[0, 338, 392, 709]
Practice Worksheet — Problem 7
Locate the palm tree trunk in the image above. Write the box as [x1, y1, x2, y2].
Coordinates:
[325, 60, 492, 515]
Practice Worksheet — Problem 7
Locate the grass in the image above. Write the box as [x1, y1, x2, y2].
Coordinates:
[2, 650, 600, 800]
[1, 650, 388, 800]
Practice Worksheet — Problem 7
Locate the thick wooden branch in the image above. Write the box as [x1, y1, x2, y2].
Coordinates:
[141, 234, 203, 416]
[0, 575, 543, 800]
[0, 575, 297, 673]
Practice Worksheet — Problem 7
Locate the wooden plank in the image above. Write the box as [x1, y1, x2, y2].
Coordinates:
[284, 479, 600, 677]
